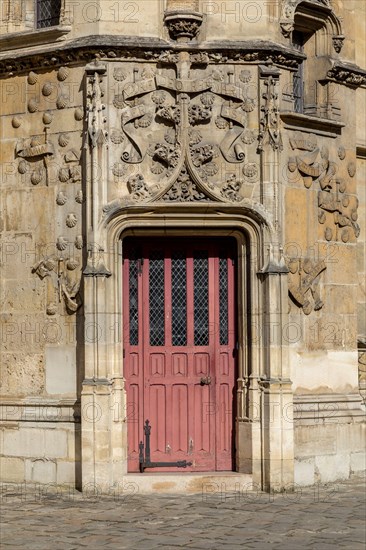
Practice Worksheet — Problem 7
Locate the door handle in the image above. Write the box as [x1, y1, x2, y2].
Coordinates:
[200, 376, 211, 386]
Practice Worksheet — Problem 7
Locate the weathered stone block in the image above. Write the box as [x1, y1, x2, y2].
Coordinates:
[0, 456, 25, 482]
[294, 458, 315, 486]
[315, 454, 350, 483]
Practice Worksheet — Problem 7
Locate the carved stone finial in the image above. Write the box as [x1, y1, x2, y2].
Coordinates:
[164, 10, 203, 41]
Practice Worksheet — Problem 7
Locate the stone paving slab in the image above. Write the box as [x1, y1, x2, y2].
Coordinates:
[0, 476, 365, 549]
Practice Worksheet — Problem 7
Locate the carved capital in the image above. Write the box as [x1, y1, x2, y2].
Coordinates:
[164, 11, 203, 41]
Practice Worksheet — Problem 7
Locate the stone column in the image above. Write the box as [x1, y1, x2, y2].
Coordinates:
[259, 249, 294, 491]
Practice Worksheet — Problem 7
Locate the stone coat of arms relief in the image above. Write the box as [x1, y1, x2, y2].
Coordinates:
[104, 54, 260, 212]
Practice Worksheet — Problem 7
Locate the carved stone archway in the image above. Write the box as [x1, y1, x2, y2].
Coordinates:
[81, 205, 294, 492]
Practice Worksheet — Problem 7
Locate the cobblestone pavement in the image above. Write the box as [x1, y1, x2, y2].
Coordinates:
[0, 476, 365, 549]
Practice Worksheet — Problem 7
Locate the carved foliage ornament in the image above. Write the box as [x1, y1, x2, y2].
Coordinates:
[108, 56, 260, 206]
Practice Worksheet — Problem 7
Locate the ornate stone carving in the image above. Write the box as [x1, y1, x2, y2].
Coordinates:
[57, 66, 70, 81]
[117, 59, 253, 194]
[66, 213, 78, 228]
[221, 175, 243, 202]
[56, 236, 68, 251]
[32, 257, 56, 279]
[326, 63, 366, 88]
[280, 0, 343, 54]
[347, 161, 356, 178]
[86, 61, 107, 147]
[127, 174, 151, 201]
[258, 64, 282, 152]
[43, 112, 53, 125]
[12, 116, 22, 128]
[287, 257, 326, 315]
[56, 191, 68, 206]
[28, 99, 39, 113]
[332, 35, 345, 53]
[74, 235, 84, 249]
[74, 108, 84, 121]
[288, 132, 360, 241]
[164, 10, 203, 41]
[75, 190, 84, 204]
[59, 134, 70, 147]
[318, 186, 360, 242]
[113, 67, 127, 82]
[32, 255, 82, 314]
[162, 167, 210, 202]
[42, 82, 53, 97]
[15, 130, 54, 186]
[27, 71, 38, 85]
[56, 95, 69, 110]
[338, 145, 346, 160]
[0, 43, 304, 78]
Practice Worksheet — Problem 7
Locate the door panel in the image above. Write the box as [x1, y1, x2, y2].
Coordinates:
[123, 238, 236, 472]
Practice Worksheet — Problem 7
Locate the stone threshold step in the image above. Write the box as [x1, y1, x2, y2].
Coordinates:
[124, 472, 253, 493]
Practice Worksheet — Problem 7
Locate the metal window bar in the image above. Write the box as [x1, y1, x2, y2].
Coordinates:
[149, 251, 165, 346]
[292, 31, 305, 114]
[37, 0, 61, 28]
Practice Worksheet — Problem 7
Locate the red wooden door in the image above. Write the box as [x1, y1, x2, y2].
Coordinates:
[123, 238, 236, 472]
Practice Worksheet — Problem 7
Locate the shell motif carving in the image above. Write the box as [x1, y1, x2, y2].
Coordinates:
[347, 161, 356, 178]
[74, 235, 84, 249]
[56, 191, 68, 205]
[74, 108, 84, 121]
[112, 162, 127, 177]
[58, 133, 70, 147]
[56, 236, 68, 251]
[59, 168, 70, 182]
[18, 160, 28, 174]
[113, 67, 127, 81]
[57, 66, 70, 81]
[338, 145, 346, 160]
[12, 116, 22, 128]
[56, 95, 68, 110]
[31, 170, 43, 185]
[75, 190, 84, 204]
[42, 82, 53, 96]
[27, 71, 38, 85]
[110, 129, 124, 144]
[28, 99, 39, 113]
[43, 112, 53, 125]
[243, 163, 259, 179]
[66, 258, 79, 271]
[66, 213, 78, 228]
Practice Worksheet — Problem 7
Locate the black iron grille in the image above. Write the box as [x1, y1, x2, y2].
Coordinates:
[149, 251, 165, 346]
[219, 256, 229, 345]
[37, 0, 61, 28]
[194, 251, 209, 346]
[172, 252, 187, 346]
[129, 252, 139, 346]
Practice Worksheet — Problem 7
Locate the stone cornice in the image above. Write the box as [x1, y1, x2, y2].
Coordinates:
[0, 25, 71, 50]
[0, 35, 305, 77]
[280, 112, 345, 138]
[323, 61, 366, 89]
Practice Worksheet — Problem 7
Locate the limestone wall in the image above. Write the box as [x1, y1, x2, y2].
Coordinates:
[0, 0, 365, 489]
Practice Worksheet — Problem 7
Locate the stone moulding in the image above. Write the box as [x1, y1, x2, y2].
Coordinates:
[280, 0, 344, 54]
[0, 37, 305, 77]
[325, 62, 366, 88]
